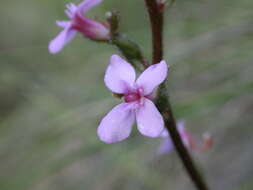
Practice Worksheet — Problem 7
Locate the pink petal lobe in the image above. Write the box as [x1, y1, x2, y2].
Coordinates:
[56, 20, 70, 28]
[65, 3, 78, 18]
[160, 128, 169, 137]
[136, 98, 164, 138]
[177, 120, 186, 132]
[73, 15, 110, 40]
[176, 120, 190, 146]
[158, 138, 174, 154]
[78, 0, 103, 13]
[97, 103, 135, 144]
[136, 60, 168, 95]
[104, 55, 136, 94]
[48, 27, 76, 54]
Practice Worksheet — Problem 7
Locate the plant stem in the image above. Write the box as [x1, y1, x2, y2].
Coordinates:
[144, 0, 163, 64]
[144, 1, 209, 190]
[156, 84, 209, 190]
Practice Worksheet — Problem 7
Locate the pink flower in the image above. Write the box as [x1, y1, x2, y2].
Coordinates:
[97, 55, 168, 144]
[158, 121, 213, 154]
[158, 121, 194, 154]
[49, 0, 110, 54]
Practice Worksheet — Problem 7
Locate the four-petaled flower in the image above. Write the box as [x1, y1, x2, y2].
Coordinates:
[97, 55, 168, 143]
[49, 0, 110, 54]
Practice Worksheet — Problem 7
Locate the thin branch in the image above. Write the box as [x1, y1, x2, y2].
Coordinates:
[144, 1, 209, 190]
[156, 84, 209, 190]
[144, 0, 163, 64]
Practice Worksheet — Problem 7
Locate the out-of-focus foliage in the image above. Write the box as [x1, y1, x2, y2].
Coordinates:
[0, 0, 253, 190]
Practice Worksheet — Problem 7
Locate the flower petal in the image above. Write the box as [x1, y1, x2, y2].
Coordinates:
[74, 15, 110, 40]
[48, 27, 76, 54]
[104, 55, 136, 94]
[65, 3, 78, 18]
[56, 20, 70, 28]
[136, 98, 164, 138]
[177, 120, 186, 134]
[158, 138, 174, 154]
[136, 60, 168, 95]
[160, 128, 169, 137]
[78, 0, 103, 13]
[97, 103, 135, 144]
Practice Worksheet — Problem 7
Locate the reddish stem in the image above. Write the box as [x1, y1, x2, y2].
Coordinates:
[144, 0, 164, 64]
[144, 1, 209, 190]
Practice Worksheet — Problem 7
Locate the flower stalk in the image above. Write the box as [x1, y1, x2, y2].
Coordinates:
[144, 0, 164, 64]
[144, 0, 209, 190]
[107, 11, 149, 69]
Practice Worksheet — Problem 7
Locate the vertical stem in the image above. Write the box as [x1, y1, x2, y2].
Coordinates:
[144, 1, 209, 190]
[144, 0, 163, 64]
[156, 83, 209, 190]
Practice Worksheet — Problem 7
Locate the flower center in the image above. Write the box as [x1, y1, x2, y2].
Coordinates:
[124, 93, 140, 103]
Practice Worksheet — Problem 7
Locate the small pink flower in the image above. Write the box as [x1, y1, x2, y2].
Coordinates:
[158, 121, 194, 154]
[158, 121, 213, 154]
[97, 55, 168, 144]
[49, 0, 110, 54]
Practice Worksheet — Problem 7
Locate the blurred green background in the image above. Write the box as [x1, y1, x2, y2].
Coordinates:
[0, 0, 253, 189]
